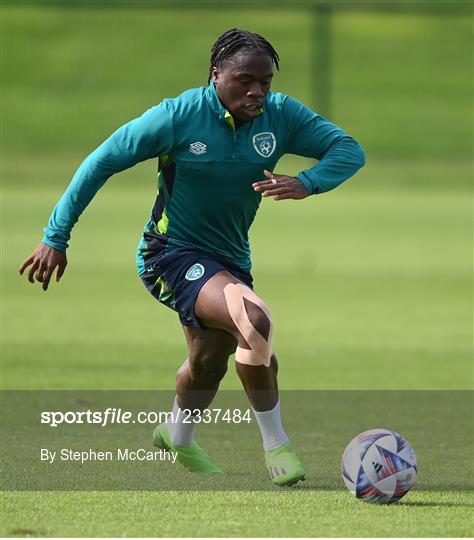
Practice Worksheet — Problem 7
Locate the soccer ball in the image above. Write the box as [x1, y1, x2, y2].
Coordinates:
[341, 428, 417, 504]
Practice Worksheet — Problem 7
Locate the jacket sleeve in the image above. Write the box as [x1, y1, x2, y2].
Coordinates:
[282, 95, 365, 195]
[42, 101, 174, 250]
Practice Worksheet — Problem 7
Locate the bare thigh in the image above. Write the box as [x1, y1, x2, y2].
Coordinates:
[194, 270, 271, 348]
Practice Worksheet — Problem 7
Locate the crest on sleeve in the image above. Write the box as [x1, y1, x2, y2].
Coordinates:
[252, 132, 276, 158]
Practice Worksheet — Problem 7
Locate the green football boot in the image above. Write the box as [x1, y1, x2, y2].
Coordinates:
[153, 423, 223, 474]
[265, 443, 306, 486]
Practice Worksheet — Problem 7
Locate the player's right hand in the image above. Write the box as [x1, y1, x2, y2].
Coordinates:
[19, 242, 68, 291]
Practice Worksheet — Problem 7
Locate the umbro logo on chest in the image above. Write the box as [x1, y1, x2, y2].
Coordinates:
[189, 141, 207, 155]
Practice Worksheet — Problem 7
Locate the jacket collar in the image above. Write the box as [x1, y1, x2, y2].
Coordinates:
[205, 81, 228, 120]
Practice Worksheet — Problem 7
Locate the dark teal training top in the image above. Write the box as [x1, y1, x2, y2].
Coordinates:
[43, 82, 365, 272]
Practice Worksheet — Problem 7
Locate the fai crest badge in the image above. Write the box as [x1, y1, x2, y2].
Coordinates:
[252, 132, 276, 158]
[185, 263, 205, 281]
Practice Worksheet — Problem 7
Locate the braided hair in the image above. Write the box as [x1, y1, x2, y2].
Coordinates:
[208, 28, 280, 84]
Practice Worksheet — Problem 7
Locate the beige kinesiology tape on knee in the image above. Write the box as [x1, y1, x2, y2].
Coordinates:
[223, 283, 273, 367]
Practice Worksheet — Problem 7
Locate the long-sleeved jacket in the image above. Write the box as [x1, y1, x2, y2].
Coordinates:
[43, 82, 365, 271]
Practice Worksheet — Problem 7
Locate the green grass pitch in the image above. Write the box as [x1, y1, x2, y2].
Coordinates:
[2, 491, 472, 537]
[2, 5, 472, 538]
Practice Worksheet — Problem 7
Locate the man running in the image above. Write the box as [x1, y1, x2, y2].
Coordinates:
[19, 28, 365, 486]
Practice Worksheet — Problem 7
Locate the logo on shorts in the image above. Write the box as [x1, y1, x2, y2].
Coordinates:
[252, 132, 276, 158]
[185, 263, 205, 281]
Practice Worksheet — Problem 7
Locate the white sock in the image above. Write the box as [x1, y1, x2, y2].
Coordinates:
[167, 395, 197, 446]
[252, 400, 290, 451]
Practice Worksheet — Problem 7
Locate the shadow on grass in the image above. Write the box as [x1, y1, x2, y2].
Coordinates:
[399, 500, 473, 508]
[8, 529, 48, 537]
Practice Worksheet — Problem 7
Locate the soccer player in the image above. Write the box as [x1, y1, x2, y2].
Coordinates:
[19, 29, 365, 486]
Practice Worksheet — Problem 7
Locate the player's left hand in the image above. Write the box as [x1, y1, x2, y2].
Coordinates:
[252, 170, 310, 200]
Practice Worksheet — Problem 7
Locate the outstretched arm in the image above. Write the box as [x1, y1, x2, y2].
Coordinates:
[19, 101, 174, 290]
